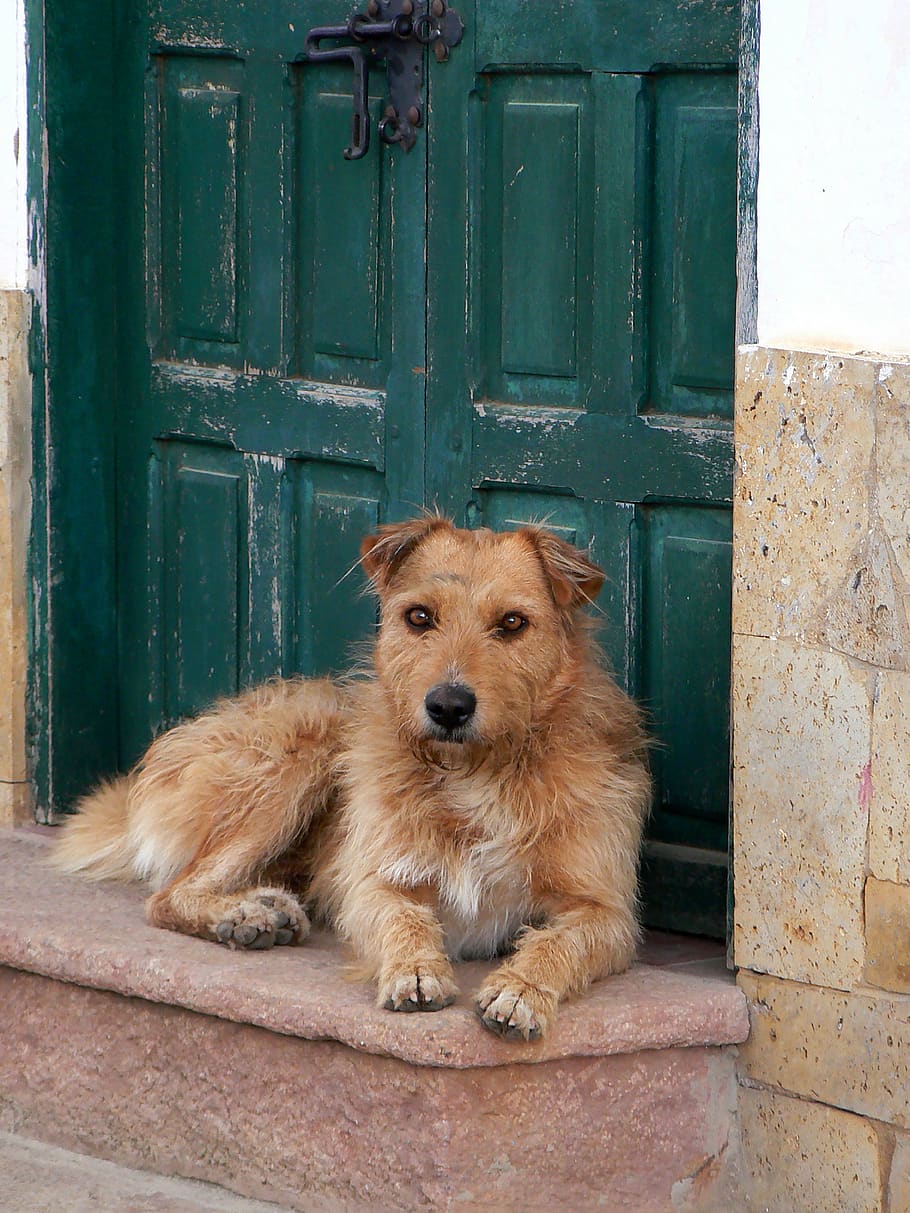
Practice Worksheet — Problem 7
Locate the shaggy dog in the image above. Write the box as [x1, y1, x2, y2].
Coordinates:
[53, 517, 650, 1041]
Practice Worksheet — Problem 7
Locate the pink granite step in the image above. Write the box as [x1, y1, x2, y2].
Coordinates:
[0, 828, 747, 1064]
[0, 827, 748, 1211]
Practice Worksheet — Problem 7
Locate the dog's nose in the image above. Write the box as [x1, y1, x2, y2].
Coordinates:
[425, 683, 477, 734]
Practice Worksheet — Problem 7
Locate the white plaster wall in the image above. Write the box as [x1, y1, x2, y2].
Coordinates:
[757, 0, 910, 358]
[0, 0, 28, 291]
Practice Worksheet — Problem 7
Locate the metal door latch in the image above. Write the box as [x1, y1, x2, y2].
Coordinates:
[299, 0, 463, 160]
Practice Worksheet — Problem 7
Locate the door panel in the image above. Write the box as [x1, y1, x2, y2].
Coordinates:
[649, 74, 738, 418]
[164, 67, 243, 350]
[427, 1, 738, 934]
[295, 85, 389, 375]
[488, 80, 589, 397]
[157, 442, 248, 721]
[291, 462, 383, 674]
[639, 504, 733, 848]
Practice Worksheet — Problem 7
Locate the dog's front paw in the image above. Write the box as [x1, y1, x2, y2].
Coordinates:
[474, 978, 556, 1042]
[212, 888, 309, 950]
[379, 963, 458, 1013]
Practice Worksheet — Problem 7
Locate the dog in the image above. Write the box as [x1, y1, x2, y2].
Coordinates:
[52, 517, 650, 1041]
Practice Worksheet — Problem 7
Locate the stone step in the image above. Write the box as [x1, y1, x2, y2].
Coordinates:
[0, 828, 749, 1212]
[0, 1130, 296, 1213]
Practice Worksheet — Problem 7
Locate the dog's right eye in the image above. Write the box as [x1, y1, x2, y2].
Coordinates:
[405, 606, 434, 631]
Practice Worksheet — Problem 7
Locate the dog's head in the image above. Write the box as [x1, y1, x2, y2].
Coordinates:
[360, 517, 604, 752]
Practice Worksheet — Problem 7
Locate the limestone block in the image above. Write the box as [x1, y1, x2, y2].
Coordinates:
[738, 1084, 884, 1213]
[888, 1130, 910, 1213]
[732, 636, 872, 989]
[0, 289, 31, 805]
[869, 669, 910, 885]
[734, 347, 876, 649]
[0, 782, 30, 827]
[876, 361, 910, 595]
[865, 877, 910, 994]
[807, 523, 909, 671]
[739, 970, 910, 1130]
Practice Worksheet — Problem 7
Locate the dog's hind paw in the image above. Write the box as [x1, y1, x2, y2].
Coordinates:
[474, 980, 554, 1042]
[212, 888, 309, 950]
[379, 966, 458, 1013]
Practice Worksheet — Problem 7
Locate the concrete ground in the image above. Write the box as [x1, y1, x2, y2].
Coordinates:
[0, 1131, 297, 1213]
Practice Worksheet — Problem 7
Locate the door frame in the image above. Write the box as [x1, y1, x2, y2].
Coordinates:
[28, 0, 760, 894]
[28, 0, 118, 817]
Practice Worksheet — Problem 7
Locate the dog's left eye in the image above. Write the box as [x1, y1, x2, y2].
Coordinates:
[497, 612, 528, 636]
[405, 606, 434, 631]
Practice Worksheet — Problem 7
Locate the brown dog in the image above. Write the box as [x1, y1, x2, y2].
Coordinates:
[53, 518, 650, 1040]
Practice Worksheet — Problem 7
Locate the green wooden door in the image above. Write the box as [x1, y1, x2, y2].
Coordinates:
[425, 2, 739, 935]
[116, 0, 429, 762]
[109, 0, 736, 933]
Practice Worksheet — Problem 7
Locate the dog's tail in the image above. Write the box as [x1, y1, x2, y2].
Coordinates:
[50, 776, 138, 882]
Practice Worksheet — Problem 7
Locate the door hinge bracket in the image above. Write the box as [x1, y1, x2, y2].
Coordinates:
[299, 0, 464, 161]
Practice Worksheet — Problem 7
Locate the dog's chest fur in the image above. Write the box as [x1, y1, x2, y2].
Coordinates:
[379, 769, 535, 961]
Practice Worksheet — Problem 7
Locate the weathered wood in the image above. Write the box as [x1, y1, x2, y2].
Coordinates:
[736, 0, 760, 346]
[40, 0, 118, 811]
[476, 0, 739, 73]
[114, 3, 426, 762]
[427, 0, 738, 936]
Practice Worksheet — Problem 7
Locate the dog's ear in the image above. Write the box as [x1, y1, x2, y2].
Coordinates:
[519, 527, 605, 609]
[360, 516, 452, 590]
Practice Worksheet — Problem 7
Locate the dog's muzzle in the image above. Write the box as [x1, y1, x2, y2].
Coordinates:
[424, 682, 477, 739]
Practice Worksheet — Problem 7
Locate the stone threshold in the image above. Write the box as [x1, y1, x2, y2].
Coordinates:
[1, 827, 748, 1068]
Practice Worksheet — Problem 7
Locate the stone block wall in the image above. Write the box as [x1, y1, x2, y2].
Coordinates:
[0, 290, 31, 825]
[733, 346, 910, 1211]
